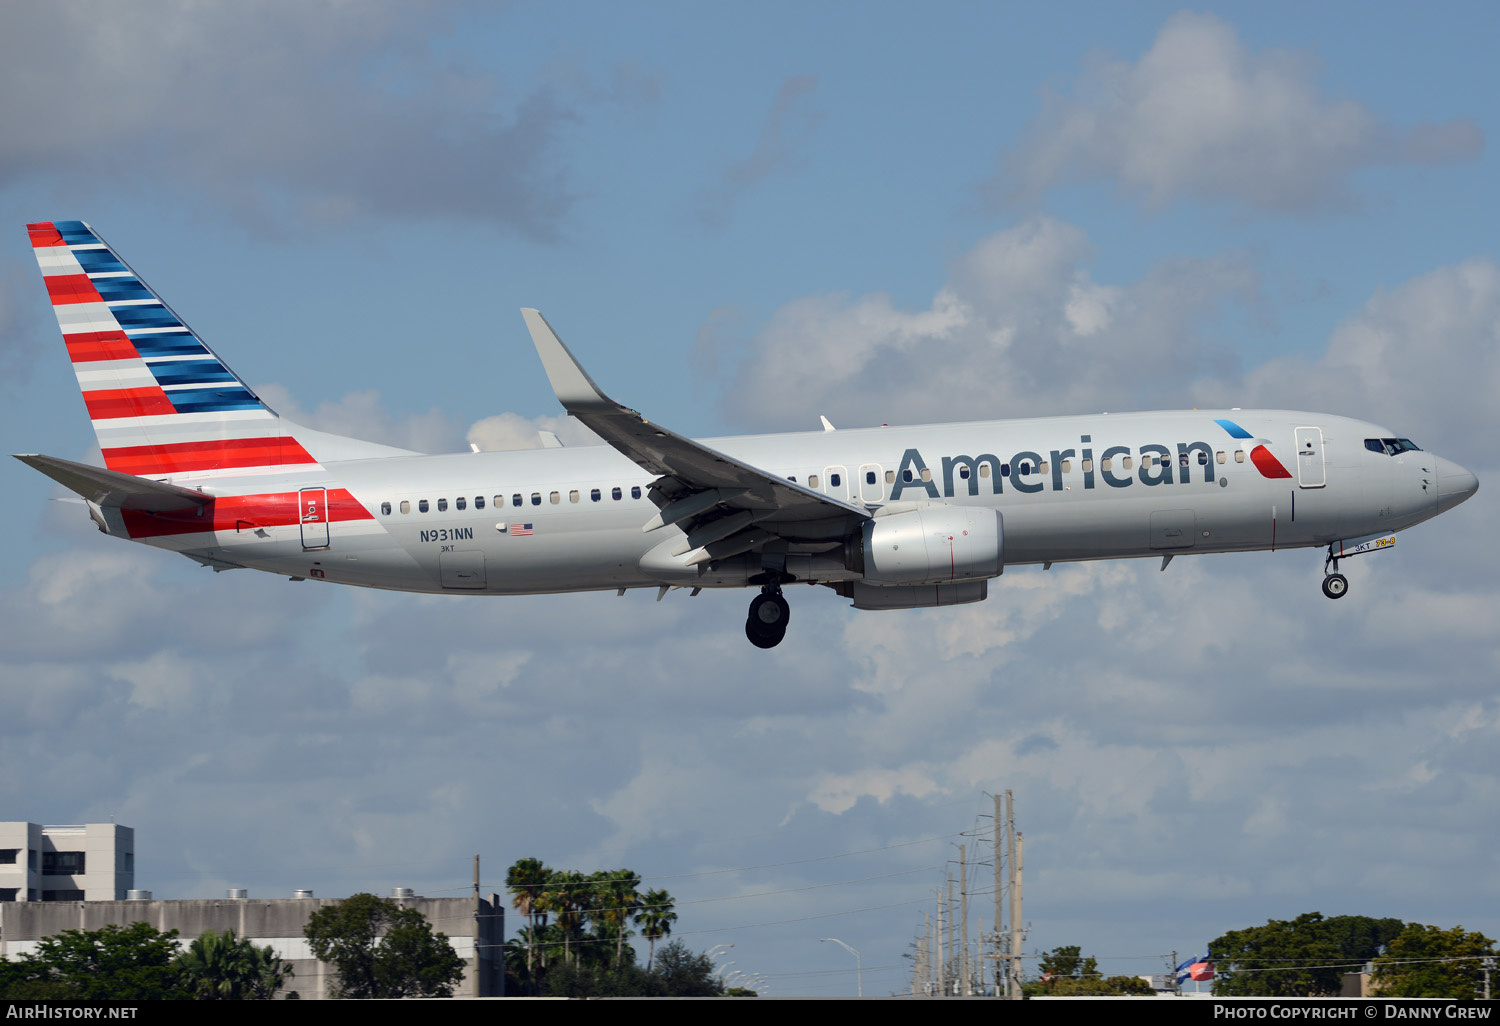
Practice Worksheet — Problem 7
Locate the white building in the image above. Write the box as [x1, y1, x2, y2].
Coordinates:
[0, 823, 135, 902]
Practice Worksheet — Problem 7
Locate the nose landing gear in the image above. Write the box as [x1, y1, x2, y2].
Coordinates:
[746, 585, 790, 648]
[1322, 544, 1348, 600]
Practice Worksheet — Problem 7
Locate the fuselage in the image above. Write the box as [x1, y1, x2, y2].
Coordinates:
[113, 408, 1474, 597]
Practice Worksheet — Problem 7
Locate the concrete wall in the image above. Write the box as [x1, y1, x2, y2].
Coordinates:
[0, 894, 505, 999]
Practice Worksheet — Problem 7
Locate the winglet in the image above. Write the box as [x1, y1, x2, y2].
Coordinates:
[521, 309, 614, 412]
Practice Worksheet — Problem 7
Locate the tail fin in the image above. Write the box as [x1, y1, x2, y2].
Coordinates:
[27, 220, 412, 478]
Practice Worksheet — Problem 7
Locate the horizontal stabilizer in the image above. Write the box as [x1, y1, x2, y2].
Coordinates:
[14, 453, 211, 512]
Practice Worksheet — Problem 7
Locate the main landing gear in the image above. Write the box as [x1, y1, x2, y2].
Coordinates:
[1322, 544, 1348, 600]
[746, 585, 790, 649]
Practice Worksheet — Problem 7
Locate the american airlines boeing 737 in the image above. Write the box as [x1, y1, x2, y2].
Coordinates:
[17, 221, 1479, 648]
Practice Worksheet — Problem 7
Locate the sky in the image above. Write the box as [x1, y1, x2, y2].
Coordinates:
[1, 0, 1498, 997]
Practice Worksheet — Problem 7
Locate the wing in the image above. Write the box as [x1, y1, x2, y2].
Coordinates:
[521, 309, 869, 569]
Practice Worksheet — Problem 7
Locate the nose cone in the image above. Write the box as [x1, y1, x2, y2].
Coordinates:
[1436, 456, 1479, 513]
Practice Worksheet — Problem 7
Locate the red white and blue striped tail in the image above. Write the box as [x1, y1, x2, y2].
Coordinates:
[27, 220, 409, 480]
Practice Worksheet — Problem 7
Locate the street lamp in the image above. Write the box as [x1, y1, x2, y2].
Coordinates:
[820, 937, 862, 997]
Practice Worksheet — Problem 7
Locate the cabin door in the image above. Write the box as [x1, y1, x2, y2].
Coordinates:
[299, 488, 330, 550]
[1295, 427, 1326, 488]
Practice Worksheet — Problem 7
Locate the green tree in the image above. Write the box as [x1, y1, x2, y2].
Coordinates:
[506, 857, 552, 988]
[652, 941, 726, 997]
[303, 892, 465, 999]
[1209, 912, 1405, 996]
[1372, 924, 1498, 999]
[0, 922, 187, 1000]
[593, 869, 642, 968]
[634, 888, 677, 971]
[174, 928, 293, 1000]
[1038, 944, 1099, 984]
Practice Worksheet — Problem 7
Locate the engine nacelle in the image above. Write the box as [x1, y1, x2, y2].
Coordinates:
[854, 506, 1003, 586]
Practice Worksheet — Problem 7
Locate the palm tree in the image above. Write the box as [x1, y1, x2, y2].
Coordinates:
[634, 889, 677, 971]
[542, 870, 590, 967]
[592, 869, 642, 968]
[173, 929, 292, 1000]
[506, 858, 551, 983]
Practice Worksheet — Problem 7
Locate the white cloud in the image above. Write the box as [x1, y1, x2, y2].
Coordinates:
[465, 412, 602, 451]
[995, 11, 1482, 212]
[722, 215, 1260, 430]
[255, 384, 468, 454]
[1224, 258, 1500, 457]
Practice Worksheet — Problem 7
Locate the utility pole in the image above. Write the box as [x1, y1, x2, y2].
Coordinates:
[993, 792, 1004, 998]
[936, 885, 945, 997]
[472, 854, 482, 998]
[946, 870, 955, 995]
[1006, 790, 1022, 999]
[960, 843, 970, 996]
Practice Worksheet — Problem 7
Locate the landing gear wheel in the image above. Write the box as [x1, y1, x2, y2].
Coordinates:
[1322, 573, 1348, 600]
[745, 588, 790, 648]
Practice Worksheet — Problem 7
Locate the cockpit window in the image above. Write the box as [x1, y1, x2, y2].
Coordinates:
[1368, 437, 1423, 455]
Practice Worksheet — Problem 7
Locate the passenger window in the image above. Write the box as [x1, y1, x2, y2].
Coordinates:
[419, 499, 429, 513]
[569, 490, 580, 503]
[1039, 462, 1049, 474]
[920, 468, 933, 482]
[809, 474, 820, 489]
[1179, 453, 1189, 468]
[530, 493, 541, 506]
[456, 497, 466, 510]
[1101, 458, 1112, 471]
[830, 473, 842, 487]
[1001, 464, 1011, 477]
[1123, 456, 1134, 470]
[885, 470, 895, 484]
[1234, 451, 1246, 464]
[1198, 451, 1209, 466]
[1141, 455, 1153, 468]
[612, 487, 622, 500]
[380, 502, 391, 516]
[437, 498, 448, 512]
[631, 486, 642, 499]
[865, 471, 877, 485]
[399, 500, 410, 514]
[959, 465, 971, 479]
[1060, 459, 1071, 473]
[512, 494, 522, 507]
[1216, 451, 1226, 464]
[903, 469, 914, 483]
[549, 491, 560, 505]
[591, 488, 601, 502]
[980, 464, 991, 478]
[1018, 461, 1031, 474]
[475, 496, 485, 509]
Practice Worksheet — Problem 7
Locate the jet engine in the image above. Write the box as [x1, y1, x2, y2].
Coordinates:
[847, 506, 1003, 586]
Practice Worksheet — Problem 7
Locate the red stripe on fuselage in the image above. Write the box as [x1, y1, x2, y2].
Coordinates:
[27, 222, 65, 247]
[1251, 445, 1293, 479]
[82, 386, 176, 419]
[122, 488, 373, 539]
[65, 330, 140, 362]
[43, 273, 102, 305]
[102, 437, 318, 475]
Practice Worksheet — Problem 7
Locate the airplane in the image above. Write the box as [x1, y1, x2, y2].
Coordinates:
[17, 220, 1479, 648]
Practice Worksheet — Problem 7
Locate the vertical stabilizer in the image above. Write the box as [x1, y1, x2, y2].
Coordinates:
[26, 220, 412, 477]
